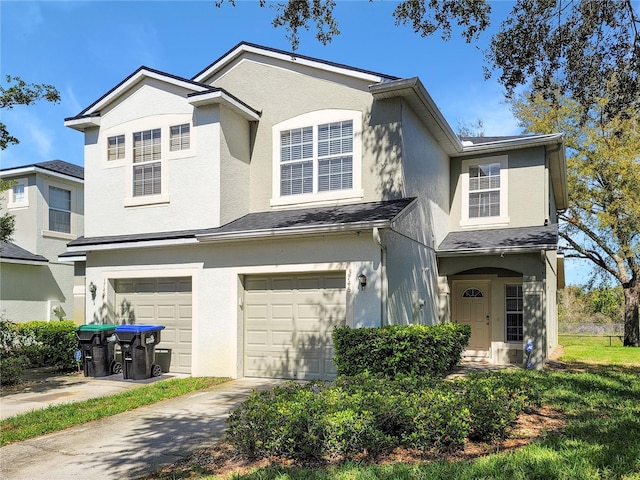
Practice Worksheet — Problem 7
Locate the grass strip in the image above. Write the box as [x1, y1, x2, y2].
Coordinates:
[0, 376, 229, 446]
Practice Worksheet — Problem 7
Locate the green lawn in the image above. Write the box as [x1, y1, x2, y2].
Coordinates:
[558, 334, 640, 366]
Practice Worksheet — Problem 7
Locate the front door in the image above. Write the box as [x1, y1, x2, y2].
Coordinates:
[454, 281, 490, 357]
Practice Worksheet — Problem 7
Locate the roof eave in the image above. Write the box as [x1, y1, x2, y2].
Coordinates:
[187, 90, 261, 120]
[0, 165, 84, 184]
[369, 77, 463, 156]
[196, 219, 392, 243]
[436, 244, 558, 257]
[0, 257, 49, 265]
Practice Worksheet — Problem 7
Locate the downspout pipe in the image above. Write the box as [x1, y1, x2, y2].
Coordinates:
[373, 227, 387, 327]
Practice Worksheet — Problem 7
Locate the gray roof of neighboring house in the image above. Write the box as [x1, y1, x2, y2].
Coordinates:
[67, 198, 416, 248]
[0, 241, 48, 263]
[0, 160, 84, 180]
[438, 224, 559, 254]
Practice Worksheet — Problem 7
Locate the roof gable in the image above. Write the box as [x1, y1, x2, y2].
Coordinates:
[192, 41, 399, 86]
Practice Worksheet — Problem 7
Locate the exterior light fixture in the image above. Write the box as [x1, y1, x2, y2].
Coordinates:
[89, 281, 97, 303]
[357, 273, 367, 290]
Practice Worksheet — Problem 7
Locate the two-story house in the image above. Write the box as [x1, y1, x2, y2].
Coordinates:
[63, 42, 566, 379]
[1, 160, 84, 323]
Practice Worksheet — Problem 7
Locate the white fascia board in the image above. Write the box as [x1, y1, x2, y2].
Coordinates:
[0, 166, 84, 184]
[58, 254, 86, 262]
[196, 220, 391, 243]
[64, 115, 101, 131]
[0, 258, 48, 266]
[66, 237, 200, 253]
[436, 244, 558, 257]
[80, 69, 208, 117]
[194, 43, 388, 84]
[188, 90, 260, 120]
[458, 133, 564, 155]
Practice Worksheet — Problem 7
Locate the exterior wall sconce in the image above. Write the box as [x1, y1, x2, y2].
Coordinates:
[89, 281, 97, 304]
[357, 273, 367, 290]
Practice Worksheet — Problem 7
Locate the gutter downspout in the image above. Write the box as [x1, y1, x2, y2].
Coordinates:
[373, 227, 387, 327]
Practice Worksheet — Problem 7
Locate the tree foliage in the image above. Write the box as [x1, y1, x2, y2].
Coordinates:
[216, 1, 639, 118]
[511, 92, 640, 346]
[0, 75, 60, 150]
[0, 180, 16, 245]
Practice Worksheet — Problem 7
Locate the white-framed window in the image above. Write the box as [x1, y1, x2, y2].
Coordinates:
[505, 284, 523, 342]
[133, 128, 161, 197]
[170, 124, 190, 151]
[460, 155, 509, 227]
[107, 134, 125, 160]
[272, 110, 362, 206]
[49, 186, 71, 233]
[7, 179, 28, 208]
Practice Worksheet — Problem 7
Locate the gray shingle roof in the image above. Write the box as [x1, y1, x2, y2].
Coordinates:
[67, 198, 416, 248]
[1, 160, 84, 180]
[438, 224, 558, 253]
[200, 198, 416, 236]
[0, 241, 48, 263]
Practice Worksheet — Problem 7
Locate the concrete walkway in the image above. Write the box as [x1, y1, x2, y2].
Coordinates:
[0, 377, 280, 480]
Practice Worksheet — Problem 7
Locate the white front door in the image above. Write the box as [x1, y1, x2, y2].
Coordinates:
[454, 281, 491, 357]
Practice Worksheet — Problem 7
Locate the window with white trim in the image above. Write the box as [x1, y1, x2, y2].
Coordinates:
[280, 120, 353, 196]
[49, 186, 71, 233]
[132, 128, 161, 197]
[107, 134, 125, 160]
[7, 179, 28, 208]
[469, 162, 500, 218]
[505, 284, 523, 342]
[170, 124, 190, 151]
[461, 155, 509, 226]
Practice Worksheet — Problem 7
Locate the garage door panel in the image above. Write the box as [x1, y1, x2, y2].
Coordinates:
[114, 277, 192, 374]
[246, 330, 268, 346]
[244, 273, 346, 380]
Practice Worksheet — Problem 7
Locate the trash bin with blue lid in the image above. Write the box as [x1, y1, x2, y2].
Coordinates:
[76, 324, 121, 377]
[115, 324, 165, 380]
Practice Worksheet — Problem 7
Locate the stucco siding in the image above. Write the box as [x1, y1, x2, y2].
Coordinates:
[207, 60, 388, 211]
[84, 233, 383, 377]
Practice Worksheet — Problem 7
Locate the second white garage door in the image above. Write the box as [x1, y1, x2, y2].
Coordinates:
[114, 277, 192, 373]
[244, 273, 346, 380]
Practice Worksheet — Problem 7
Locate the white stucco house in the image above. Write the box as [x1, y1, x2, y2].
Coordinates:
[62, 42, 567, 379]
[1, 160, 84, 323]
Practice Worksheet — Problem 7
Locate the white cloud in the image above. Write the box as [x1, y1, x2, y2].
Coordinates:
[64, 86, 82, 116]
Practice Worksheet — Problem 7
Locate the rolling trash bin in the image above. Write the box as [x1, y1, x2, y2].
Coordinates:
[154, 348, 172, 373]
[76, 324, 121, 377]
[115, 325, 165, 380]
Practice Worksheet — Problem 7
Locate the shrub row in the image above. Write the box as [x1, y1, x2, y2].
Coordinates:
[333, 323, 471, 378]
[226, 372, 533, 462]
[0, 320, 77, 385]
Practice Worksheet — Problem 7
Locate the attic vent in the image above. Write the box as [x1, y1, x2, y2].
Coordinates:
[462, 288, 483, 298]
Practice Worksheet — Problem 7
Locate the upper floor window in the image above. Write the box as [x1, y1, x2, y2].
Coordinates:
[273, 111, 362, 206]
[49, 186, 71, 233]
[133, 129, 161, 197]
[505, 284, 523, 342]
[6, 179, 28, 208]
[107, 135, 125, 160]
[170, 124, 190, 151]
[461, 155, 509, 227]
[469, 163, 500, 218]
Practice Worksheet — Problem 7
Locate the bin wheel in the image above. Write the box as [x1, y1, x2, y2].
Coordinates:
[151, 363, 162, 377]
[112, 361, 123, 375]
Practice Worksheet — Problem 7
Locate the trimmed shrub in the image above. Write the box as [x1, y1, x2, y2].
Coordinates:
[333, 323, 471, 378]
[0, 319, 37, 385]
[18, 321, 77, 371]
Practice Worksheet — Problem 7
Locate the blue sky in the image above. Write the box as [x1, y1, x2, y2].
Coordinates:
[0, 0, 591, 284]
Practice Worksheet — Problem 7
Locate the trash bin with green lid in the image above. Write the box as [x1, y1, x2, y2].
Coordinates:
[115, 325, 165, 380]
[76, 324, 121, 377]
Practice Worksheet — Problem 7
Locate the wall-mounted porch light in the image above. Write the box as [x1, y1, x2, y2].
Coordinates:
[357, 273, 367, 290]
[89, 281, 97, 304]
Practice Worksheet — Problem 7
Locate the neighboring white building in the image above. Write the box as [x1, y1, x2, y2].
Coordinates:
[63, 43, 567, 378]
[1, 160, 84, 323]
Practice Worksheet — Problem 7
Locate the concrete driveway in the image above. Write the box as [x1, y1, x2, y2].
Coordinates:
[0, 377, 280, 480]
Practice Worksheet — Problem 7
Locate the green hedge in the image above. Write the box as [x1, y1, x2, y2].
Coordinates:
[16, 321, 78, 371]
[333, 323, 471, 378]
[226, 373, 534, 462]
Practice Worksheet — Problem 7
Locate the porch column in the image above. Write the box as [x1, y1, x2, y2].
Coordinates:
[523, 277, 546, 369]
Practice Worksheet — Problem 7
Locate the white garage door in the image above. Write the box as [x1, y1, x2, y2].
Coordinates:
[114, 277, 192, 373]
[244, 273, 346, 380]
